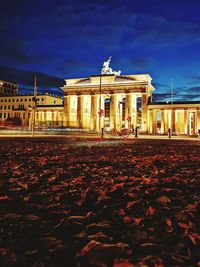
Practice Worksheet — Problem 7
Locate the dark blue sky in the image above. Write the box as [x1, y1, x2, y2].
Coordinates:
[1, 0, 200, 101]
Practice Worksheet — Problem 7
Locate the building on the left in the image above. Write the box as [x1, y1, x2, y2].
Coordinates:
[0, 80, 64, 127]
[0, 80, 18, 96]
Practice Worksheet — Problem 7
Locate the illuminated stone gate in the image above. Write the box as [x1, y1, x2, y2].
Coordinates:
[61, 74, 154, 132]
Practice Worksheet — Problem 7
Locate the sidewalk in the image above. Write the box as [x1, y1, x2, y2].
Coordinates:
[0, 129, 199, 141]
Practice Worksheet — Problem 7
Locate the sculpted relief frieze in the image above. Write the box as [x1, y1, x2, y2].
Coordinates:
[64, 85, 147, 96]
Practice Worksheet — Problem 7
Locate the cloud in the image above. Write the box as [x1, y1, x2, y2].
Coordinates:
[1, 0, 200, 94]
[185, 75, 200, 85]
[120, 13, 200, 48]
[0, 38, 29, 63]
[152, 85, 200, 102]
[183, 86, 200, 93]
[152, 93, 200, 102]
[0, 66, 64, 95]
[153, 82, 170, 89]
[152, 93, 171, 102]
[132, 57, 153, 69]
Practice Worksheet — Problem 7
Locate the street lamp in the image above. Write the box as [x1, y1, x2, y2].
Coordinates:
[98, 74, 104, 138]
[31, 76, 37, 137]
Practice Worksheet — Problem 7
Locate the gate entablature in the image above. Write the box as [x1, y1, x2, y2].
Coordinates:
[61, 74, 154, 96]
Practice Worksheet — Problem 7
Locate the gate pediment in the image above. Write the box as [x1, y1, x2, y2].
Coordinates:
[76, 78, 90, 85]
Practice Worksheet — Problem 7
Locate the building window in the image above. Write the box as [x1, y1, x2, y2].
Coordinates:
[25, 99, 27, 102]
[42, 98, 44, 101]
[21, 99, 23, 102]
[4, 113, 6, 118]
[7, 113, 10, 118]
[18, 104, 24, 109]
[5, 99, 7, 102]
[17, 99, 19, 102]
[105, 102, 110, 117]
[0, 113, 2, 118]
[12, 99, 15, 102]
[4, 106, 6, 110]
[23, 113, 25, 119]
[8, 106, 10, 110]
[8, 99, 11, 102]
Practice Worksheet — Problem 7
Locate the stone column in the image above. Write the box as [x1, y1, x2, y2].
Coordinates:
[39, 111, 42, 125]
[147, 109, 153, 133]
[82, 95, 91, 129]
[125, 94, 133, 129]
[141, 93, 148, 133]
[193, 112, 196, 134]
[171, 109, 175, 132]
[110, 94, 118, 129]
[163, 110, 168, 133]
[197, 109, 200, 132]
[188, 112, 192, 135]
[132, 96, 137, 129]
[175, 110, 179, 135]
[90, 95, 99, 131]
[51, 111, 54, 124]
[184, 109, 189, 134]
[118, 95, 123, 130]
[55, 111, 58, 125]
[64, 95, 71, 126]
[161, 109, 165, 134]
[39, 111, 42, 127]
[59, 111, 63, 126]
[152, 110, 157, 134]
[77, 95, 83, 128]
[44, 111, 47, 126]
[97, 94, 105, 131]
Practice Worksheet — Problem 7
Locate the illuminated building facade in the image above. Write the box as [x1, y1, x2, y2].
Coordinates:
[0, 76, 199, 135]
[0, 93, 63, 127]
[0, 80, 18, 96]
[61, 74, 200, 135]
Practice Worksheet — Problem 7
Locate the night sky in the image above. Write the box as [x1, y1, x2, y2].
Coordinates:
[1, 0, 200, 101]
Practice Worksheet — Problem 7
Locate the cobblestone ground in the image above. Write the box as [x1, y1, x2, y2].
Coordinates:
[0, 138, 200, 267]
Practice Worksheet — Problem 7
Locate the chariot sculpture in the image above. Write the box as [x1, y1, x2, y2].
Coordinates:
[101, 56, 121, 75]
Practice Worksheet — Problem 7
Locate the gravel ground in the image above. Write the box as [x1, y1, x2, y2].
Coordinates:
[0, 137, 200, 267]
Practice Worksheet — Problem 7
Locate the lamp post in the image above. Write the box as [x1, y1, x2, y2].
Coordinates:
[98, 74, 104, 138]
[118, 100, 123, 131]
[31, 76, 37, 137]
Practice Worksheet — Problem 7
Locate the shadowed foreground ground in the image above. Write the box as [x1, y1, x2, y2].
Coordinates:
[0, 138, 200, 267]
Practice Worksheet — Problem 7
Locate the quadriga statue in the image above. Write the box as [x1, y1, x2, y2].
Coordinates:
[101, 56, 121, 75]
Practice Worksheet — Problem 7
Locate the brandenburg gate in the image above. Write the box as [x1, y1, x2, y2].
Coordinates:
[61, 58, 154, 132]
[61, 58, 200, 135]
